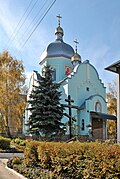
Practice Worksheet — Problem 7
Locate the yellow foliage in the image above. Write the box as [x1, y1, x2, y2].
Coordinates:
[23, 141, 120, 178]
[0, 50, 27, 135]
[107, 81, 117, 138]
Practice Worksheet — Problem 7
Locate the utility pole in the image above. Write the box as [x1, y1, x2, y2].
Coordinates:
[62, 95, 80, 139]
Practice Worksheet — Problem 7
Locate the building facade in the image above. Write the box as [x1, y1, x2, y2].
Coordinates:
[105, 61, 120, 143]
[24, 17, 116, 140]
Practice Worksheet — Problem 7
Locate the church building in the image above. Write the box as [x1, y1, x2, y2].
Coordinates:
[24, 16, 116, 141]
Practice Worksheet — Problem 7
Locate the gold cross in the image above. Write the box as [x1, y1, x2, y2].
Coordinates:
[56, 14, 62, 26]
[74, 39, 79, 53]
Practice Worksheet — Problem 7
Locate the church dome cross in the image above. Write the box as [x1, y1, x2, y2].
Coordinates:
[71, 39, 81, 65]
[55, 14, 64, 41]
[56, 14, 62, 27]
[74, 39, 79, 53]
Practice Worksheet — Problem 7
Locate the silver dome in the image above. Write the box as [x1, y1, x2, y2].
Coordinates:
[40, 16, 75, 63]
[40, 40, 75, 63]
[46, 40, 74, 58]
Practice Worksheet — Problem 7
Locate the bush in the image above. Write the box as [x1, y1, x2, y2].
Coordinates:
[0, 136, 11, 150]
[9, 141, 120, 178]
[9, 163, 52, 179]
[7, 156, 22, 169]
[37, 142, 120, 178]
[11, 137, 26, 151]
[23, 141, 40, 166]
[12, 156, 22, 165]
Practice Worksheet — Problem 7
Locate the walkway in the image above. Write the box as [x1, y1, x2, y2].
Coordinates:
[0, 153, 26, 179]
[0, 160, 20, 179]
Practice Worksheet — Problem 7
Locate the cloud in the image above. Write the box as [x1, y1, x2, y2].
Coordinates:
[0, 1, 49, 53]
[0, 0, 52, 81]
[110, 16, 120, 47]
[0, 2, 16, 38]
[80, 39, 116, 87]
[82, 41, 110, 67]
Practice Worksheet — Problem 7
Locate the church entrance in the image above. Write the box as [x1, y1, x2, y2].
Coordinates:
[92, 118, 103, 140]
[90, 111, 117, 141]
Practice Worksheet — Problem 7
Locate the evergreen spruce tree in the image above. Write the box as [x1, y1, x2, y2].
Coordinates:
[27, 65, 64, 138]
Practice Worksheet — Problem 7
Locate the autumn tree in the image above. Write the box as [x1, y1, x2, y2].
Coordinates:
[27, 65, 64, 139]
[107, 79, 117, 139]
[0, 51, 27, 137]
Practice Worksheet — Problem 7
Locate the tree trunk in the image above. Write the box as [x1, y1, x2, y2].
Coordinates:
[6, 125, 11, 138]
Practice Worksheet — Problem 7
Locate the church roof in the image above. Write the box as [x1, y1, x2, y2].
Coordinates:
[90, 111, 117, 120]
[46, 41, 74, 58]
[40, 40, 74, 63]
[40, 15, 74, 63]
[105, 59, 120, 74]
[71, 52, 81, 63]
[33, 70, 41, 80]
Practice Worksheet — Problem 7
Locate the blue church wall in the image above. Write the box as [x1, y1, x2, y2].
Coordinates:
[77, 94, 107, 136]
[58, 61, 107, 136]
[48, 57, 72, 81]
[68, 62, 106, 104]
[39, 58, 107, 137]
[87, 95, 107, 113]
[79, 109, 89, 135]
[41, 57, 72, 82]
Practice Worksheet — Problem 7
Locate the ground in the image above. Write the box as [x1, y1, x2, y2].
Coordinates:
[0, 154, 25, 179]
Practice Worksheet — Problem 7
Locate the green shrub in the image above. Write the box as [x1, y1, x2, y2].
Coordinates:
[0, 136, 11, 150]
[13, 141, 120, 178]
[12, 163, 52, 179]
[37, 142, 120, 178]
[11, 137, 26, 151]
[14, 138, 23, 145]
[12, 156, 22, 165]
[23, 141, 40, 166]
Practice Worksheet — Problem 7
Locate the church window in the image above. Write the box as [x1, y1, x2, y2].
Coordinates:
[86, 87, 89, 91]
[95, 102, 102, 112]
[52, 69, 56, 81]
[82, 119, 85, 130]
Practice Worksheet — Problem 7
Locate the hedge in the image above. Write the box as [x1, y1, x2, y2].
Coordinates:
[0, 136, 11, 150]
[22, 141, 120, 178]
[11, 137, 26, 151]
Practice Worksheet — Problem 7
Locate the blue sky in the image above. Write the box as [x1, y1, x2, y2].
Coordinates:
[0, 0, 120, 89]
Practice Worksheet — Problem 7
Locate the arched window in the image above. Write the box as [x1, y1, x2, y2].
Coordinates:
[82, 119, 85, 131]
[52, 69, 56, 81]
[95, 101, 102, 112]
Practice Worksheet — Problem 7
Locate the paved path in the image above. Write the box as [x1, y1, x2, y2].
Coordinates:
[0, 160, 20, 179]
[0, 153, 24, 159]
[0, 153, 26, 179]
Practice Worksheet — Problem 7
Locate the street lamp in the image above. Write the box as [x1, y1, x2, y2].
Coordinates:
[86, 124, 92, 140]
